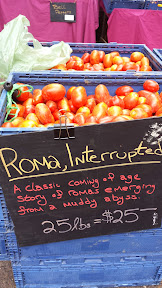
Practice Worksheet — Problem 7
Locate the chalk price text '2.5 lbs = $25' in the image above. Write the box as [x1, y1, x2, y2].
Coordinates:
[41, 207, 158, 234]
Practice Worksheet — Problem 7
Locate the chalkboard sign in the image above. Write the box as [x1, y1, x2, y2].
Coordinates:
[0, 117, 162, 247]
[50, 2, 76, 22]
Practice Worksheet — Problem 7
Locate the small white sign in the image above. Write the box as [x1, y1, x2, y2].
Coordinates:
[64, 14, 74, 21]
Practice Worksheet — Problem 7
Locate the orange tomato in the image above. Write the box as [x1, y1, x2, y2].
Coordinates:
[18, 120, 38, 128]
[76, 106, 90, 118]
[9, 104, 25, 118]
[130, 108, 148, 119]
[1, 121, 14, 128]
[124, 92, 139, 110]
[66, 86, 76, 100]
[95, 84, 110, 104]
[42, 84, 66, 102]
[103, 54, 113, 68]
[25, 113, 40, 124]
[92, 102, 107, 120]
[136, 104, 153, 117]
[11, 117, 24, 127]
[112, 56, 123, 65]
[130, 52, 144, 62]
[107, 106, 123, 117]
[32, 89, 44, 105]
[90, 50, 100, 65]
[71, 86, 87, 108]
[35, 103, 54, 124]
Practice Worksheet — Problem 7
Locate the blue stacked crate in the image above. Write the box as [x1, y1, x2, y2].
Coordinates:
[28, 42, 162, 71]
[153, 49, 162, 62]
[144, 0, 162, 10]
[102, 0, 145, 14]
[0, 71, 162, 288]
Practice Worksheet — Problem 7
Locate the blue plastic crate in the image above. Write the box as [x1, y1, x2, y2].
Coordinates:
[153, 49, 162, 62]
[1, 70, 162, 130]
[144, 0, 162, 10]
[3, 226, 162, 263]
[0, 71, 162, 287]
[0, 232, 9, 260]
[102, 0, 145, 14]
[28, 42, 162, 71]
[11, 261, 162, 288]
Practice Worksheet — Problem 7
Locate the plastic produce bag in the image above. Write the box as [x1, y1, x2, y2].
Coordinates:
[0, 15, 73, 79]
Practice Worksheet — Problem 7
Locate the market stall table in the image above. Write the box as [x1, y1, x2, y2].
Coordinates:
[0, 0, 99, 43]
[107, 8, 162, 50]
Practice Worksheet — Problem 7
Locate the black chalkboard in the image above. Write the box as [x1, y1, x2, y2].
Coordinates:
[50, 2, 76, 22]
[0, 117, 161, 247]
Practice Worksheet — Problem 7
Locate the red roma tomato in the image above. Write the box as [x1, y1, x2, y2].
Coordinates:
[18, 120, 38, 128]
[11, 117, 24, 127]
[93, 63, 104, 71]
[90, 50, 100, 65]
[68, 99, 77, 113]
[103, 54, 113, 68]
[145, 93, 161, 113]
[116, 85, 134, 96]
[26, 113, 40, 124]
[124, 92, 139, 110]
[113, 115, 131, 122]
[57, 97, 70, 114]
[86, 97, 96, 112]
[86, 115, 97, 123]
[56, 115, 72, 124]
[112, 56, 123, 65]
[22, 98, 33, 107]
[76, 106, 90, 118]
[155, 107, 162, 116]
[1, 121, 14, 128]
[16, 83, 30, 102]
[109, 96, 125, 108]
[107, 106, 123, 117]
[71, 86, 87, 108]
[130, 52, 144, 62]
[66, 86, 76, 100]
[138, 90, 152, 98]
[138, 97, 146, 104]
[140, 65, 152, 71]
[66, 61, 76, 70]
[24, 105, 35, 118]
[81, 53, 90, 64]
[143, 80, 159, 93]
[122, 62, 140, 71]
[110, 51, 119, 58]
[46, 100, 57, 113]
[52, 109, 60, 121]
[95, 84, 110, 104]
[98, 51, 105, 62]
[65, 112, 75, 122]
[74, 113, 86, 126]
[130, 107, 148, 119]
[136, 104, 152, 117]
[122, 57, 131, 64]
[122, 109, 130, 116]
[116, 64, 124, 71]
[73, 60, 84, 70]
[92, 102, 107, 120]
[32, 89, 43, 105]
[110, 64, 118, 71]
[42, 84, 66, 102]
[51, 64, 67, 71]
[9, 104, 25, 118]
[141, 57, 149, 66]
[97, 116, 114, 124]
[84, 63, 92, 70]
[35, 103, 54, 124]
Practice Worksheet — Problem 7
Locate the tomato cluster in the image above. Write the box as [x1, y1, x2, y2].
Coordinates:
[51, 51, 152, 72]
[2, 80, 162, 128]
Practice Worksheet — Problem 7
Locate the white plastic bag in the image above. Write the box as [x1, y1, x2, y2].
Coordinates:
[0, 15, 72, 78]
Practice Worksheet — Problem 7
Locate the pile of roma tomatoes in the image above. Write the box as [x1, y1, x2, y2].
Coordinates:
[1, 79, 162, 128]
[51, 51, 152, 72]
